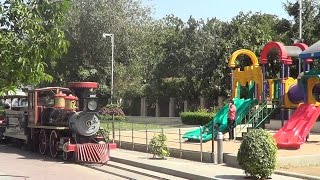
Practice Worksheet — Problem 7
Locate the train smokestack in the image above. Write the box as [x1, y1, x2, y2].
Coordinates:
[68, 82, 99, 111]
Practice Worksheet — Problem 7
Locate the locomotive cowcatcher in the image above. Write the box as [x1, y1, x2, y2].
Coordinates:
[1, 82, 113, 164]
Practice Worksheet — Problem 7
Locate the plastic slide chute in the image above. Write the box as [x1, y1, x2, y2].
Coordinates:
[273, 103, 320, 149]
[182, 98, 256, 142]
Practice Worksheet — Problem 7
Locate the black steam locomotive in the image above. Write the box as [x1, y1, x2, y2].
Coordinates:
[1, 82, 112, 163]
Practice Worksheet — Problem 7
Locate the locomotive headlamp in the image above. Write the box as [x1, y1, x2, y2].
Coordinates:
[88, 100, 98, 111]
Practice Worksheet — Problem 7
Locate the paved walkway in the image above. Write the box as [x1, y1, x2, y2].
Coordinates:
[110, 148, 319, 180]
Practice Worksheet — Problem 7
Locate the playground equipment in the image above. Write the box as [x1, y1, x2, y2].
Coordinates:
[260, 41, 311, 108]
[229, 49, 263, 100]
[183, 49, 260, 141]
[272, 40, 320, 149]
[182, 98, 255, 141]
[183, 40, 320, 149]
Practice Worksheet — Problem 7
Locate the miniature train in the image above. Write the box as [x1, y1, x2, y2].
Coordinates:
[0, 82, 111, 163]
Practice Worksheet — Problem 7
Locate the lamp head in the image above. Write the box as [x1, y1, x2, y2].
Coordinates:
[102, 33, 113, 38]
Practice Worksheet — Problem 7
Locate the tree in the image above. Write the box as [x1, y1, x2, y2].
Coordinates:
[226, 12, 284, 79]
[148, 12, 282, 107]
[147, 15, 185, 101]
[46, 0, 155, 104]
[284, 0, 320, 45]
[0, 0, 70, 95]
[283, 0, 320, 71]
[148, 16, 227, 104]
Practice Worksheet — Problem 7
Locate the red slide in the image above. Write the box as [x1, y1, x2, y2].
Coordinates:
[273, 103, 320, 149]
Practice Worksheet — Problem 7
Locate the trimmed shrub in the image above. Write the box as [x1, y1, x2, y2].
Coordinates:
[148, 133, 170, 159]
[237, 128, 277, 179]
[99, 104, 126, 121]
[180, 108, 214, 125]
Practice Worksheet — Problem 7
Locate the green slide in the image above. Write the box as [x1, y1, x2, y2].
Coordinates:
[182, 98, 256, 142]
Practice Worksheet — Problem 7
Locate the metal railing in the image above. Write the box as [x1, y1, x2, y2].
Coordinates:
[235, 101, 267, 137]
[234, 100, 260, 136]
[235, 99, 281, 137]
[103, 120, 215, 162]
[254, 101, 281, 128]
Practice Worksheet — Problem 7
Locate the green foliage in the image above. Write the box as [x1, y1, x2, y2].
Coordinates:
[180, 109, 215, 125]
[284, 0, 320, 45]
[50, 0, 155, 101]
[0, 0, 70, 95]
[237, 128, 277, 179]
[20, 0, 320, 114]
[148, 133, 170, 159]
[96, 127, 110, 142]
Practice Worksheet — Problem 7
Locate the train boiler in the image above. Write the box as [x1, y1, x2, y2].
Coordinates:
[3, 82, 111, 164]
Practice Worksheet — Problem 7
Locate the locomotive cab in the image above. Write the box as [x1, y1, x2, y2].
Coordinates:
[1, 94, 28, 140]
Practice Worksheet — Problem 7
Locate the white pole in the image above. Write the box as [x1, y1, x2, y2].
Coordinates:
[102, 33, 115, 104]
[298, 0, 302, 72]
[111, 35, 114, 104]
[299, 0, 302, 40]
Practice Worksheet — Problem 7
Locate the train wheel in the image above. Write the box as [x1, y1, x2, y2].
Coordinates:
[49, 130, 58, 158]
[39, 129, 47, 155]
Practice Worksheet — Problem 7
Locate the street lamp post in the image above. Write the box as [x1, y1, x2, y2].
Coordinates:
[102, 33, 114, 103]
[299, 0, 303, 73]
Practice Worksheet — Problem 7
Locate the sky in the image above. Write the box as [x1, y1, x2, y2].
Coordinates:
[142, 0, 297, 22]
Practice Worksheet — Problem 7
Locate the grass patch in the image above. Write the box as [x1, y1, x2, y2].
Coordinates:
[101, 121, 172, 131]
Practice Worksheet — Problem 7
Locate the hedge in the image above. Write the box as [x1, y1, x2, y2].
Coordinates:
[99, 114, 126, 121]
[180, 111, 214, 125]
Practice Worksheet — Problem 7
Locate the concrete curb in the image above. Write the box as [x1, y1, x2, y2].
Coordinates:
[111, 155, 320, 180]
[114, 141, 320, 180]
[110, 156, 214, 180]
[274, 170, 320, 180]
[224, 153, 320, 180]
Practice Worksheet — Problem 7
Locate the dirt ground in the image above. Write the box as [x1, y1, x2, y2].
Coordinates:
[113, 127, 320, 177]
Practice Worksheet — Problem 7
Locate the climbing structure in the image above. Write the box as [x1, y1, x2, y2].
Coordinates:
[229, 49, 263, 100]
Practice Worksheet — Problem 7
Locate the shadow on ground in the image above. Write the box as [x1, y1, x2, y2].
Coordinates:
[0, 143, 72, 164]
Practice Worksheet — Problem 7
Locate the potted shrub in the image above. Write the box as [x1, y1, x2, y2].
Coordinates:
[148, 133, 170, 159]
[237, 128, 277, 179]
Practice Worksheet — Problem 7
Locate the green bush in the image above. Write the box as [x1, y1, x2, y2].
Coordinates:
[148, 133, 170, 159]
[180, 108, 214, 125]
[237, 128, 277, 179]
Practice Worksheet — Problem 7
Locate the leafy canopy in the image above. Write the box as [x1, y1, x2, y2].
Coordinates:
[0, 0, 70, 95]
